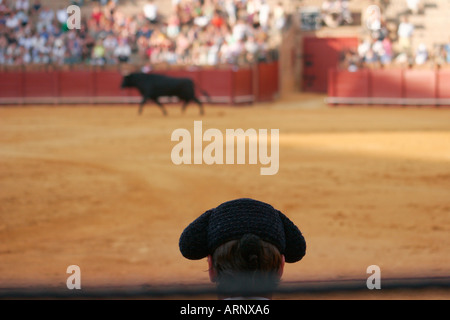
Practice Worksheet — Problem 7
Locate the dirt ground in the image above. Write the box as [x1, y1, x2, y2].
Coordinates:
[1, 94, 449, 299]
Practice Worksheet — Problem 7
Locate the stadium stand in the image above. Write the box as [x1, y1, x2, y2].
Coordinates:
[1, 0, 449, 102]
[0, 0, 287, 103]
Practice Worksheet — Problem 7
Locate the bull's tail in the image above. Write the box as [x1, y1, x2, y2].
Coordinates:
[199, 89, 211, 103]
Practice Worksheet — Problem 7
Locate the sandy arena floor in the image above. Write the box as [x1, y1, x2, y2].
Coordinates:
[1, 94, 449, 299]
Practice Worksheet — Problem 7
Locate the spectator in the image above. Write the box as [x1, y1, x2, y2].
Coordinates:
[16, 8, 30, 27]
[357, 37, 371, 61]
[5, 42, 21, 65]
[406, 0, 423, 15]
[322, 0, 352, 28]
[136, 22, 153, 39]
[31, 0, 41, 14]
[56, 6, 68, 28]
[229, 37, 246, 65]
[255, 33, 269, 62]
[365, 3, 381, 33]
[207, 40, 220, 66]
[258, 0, 270, 30]
[273, 1, 286, 30]
[445, 38, 450, 64]
[0, 35, 7, 65]
[66, 30, 83, 64]
[16, 0, 30, 13]
[91, 5, 104, 26]
[103, 0, 117, 22]
[219, 38, 232, 64]
[18, 46, 31, 64]
[414, 43, 428, 65]
[347, 50, 360, 72]
[103, 33, 117, 56]
[143, 0, 158, 24]
[175, 29, 190, 64]
[37, 6, 54, 32]
[166, 14, 180, 39]
[224, 0, 237, 26]
[91, 39, 106, 65]
[380, 36, 393, 64]
[114, 38, 131, 63]
[211, 10, 225, 29]
[71, 0, 84, 7]
[244, 35, 259, 63]
[397, 15, 414, 55]
[232, 18, 250, 42]
[339, 0, 353, 25]
[363, 47, 378, 66]
[394, 51, 410, 66]
[5, 11, 21, 31]
[433, 45, 446, 66]
[52, 37, 65, 65]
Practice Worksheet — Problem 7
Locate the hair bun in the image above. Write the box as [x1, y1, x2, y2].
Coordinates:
[239, 234, 261, 270]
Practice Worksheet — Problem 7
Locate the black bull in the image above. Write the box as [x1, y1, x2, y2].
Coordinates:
[121, 73, 209, 116]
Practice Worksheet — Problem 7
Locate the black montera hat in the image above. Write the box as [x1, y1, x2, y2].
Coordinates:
[179, 198, 306, 263]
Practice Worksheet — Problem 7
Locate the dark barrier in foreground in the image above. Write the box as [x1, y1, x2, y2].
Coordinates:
[1, 276, 449, 299]
[0, 63, 279, 105]
[327, 68, 450, 106]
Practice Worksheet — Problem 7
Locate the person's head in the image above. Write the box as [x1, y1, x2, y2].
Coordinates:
[207, 233, 285, 298]
[179, 198, 306, 299]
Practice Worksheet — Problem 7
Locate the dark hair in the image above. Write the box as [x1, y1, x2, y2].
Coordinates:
[210, 233, 283, 296]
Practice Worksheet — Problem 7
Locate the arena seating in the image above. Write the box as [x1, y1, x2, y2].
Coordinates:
[322, 0, 450, 105]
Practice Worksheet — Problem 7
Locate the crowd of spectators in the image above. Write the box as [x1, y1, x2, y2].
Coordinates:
[320, 0, 353, 28]
[339, 0, 450, 71]
[0, 0, 290, 68]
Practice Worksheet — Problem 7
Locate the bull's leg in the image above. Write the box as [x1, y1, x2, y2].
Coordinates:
[153, 98, 168, 116]
[181, 100, 189, 113]
[193, 97, 204, 116]
[138, 97, 147, 115]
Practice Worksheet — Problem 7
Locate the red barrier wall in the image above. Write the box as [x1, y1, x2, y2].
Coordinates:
[0, 63, 277, 105]
[328, 68, 450, 105]
[403, 69, 436, 99]
[94, 71, 128, 97]
[58, 71, 95, 98]
[437, 69, 450, 99]
[303, 37, 359, 92]
[334, 69, 369, 98]
[0, 72, 23, 98]
[199, 69, 233, 103]
[257, 62, 279, 101]
[233, 68, 253, 103]
[370, 69, 403, 99]
[24, 72, 57, 98]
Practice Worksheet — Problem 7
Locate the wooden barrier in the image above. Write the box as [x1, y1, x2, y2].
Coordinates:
[257, 61, 279, 102]
[198, 68, 233, 104]
[334, 69, 370, 98]
[233, 68, 254, 104]
[437, 69, 450, 104]
[0, 72, 23, 102]
[327, 68, 450, 106]
[58, 71, 95, 103]
[370, 69, 403, 101]
[0, 63, 278, 105]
